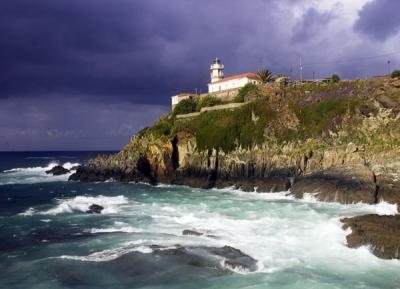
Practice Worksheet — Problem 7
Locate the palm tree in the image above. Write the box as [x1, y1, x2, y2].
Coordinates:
[257, 69, 274, 83]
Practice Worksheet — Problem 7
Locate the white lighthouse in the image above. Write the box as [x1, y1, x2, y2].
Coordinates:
[210, 57, 224, 83]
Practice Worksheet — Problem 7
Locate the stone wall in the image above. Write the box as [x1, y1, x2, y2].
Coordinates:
[176, 112, 201, 120]
[176, 102, 246, 120]
[209, 88, 240, 102]
[200, 102, 245, 112]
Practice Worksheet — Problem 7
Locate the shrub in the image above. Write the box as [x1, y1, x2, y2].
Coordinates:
[173, 98, 196, 115]
[331, 74, 341, 83]
[234, 83, 255, 103]
[323, 74, 341, 83]
[391, 70, 400, 78]
[196, 95, 221, 111]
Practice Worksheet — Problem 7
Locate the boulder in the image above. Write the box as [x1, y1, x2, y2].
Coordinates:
[149, 244, 258, 272]
[46, 165, 70, 176]
[341, 214, 400, 259]
[86, 204, 104, 214]
[209, 245, 258, 272]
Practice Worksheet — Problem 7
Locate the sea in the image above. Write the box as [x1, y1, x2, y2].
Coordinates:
[0, 151, 400, 289]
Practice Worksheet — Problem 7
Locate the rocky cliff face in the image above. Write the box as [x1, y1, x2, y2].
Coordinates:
[70, 78, 400, 259]
[71, 79, 400, 207]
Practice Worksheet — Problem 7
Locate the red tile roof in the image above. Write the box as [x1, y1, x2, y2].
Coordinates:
[211, 73, 261, 84]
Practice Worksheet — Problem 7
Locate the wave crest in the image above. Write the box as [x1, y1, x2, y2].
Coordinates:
[41, 195, 129, 215]
[1, 162, 79, 185]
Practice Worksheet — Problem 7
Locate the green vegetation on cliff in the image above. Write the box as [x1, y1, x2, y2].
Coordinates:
[141, 78, 400, 152]
[173, 99, 275, 151]
[196, 95, 221, 111]
[173, 98, 197, 115]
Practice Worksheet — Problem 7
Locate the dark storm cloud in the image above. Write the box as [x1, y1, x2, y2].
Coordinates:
[292, 8, 336, 43]
[354, 0, 400, 41]
[0, 0, 185, 102]
[1, 0, 399, 150]
[0, 0, 301, 104]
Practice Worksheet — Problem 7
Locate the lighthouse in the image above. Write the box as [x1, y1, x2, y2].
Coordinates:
[210, 57, 224, 83]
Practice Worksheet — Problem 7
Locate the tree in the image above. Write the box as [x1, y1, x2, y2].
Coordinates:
[331, 74, 341, 83]
[324, 74, 341, 83]
[257, 69, 274, 83]
[173, 98, 196, 115]
[391, 69, 400, 78]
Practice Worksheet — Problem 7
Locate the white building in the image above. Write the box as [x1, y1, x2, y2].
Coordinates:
[171, 58, 262, 108]
[208, 58, 261, 93]
[171, 93, 197, 108]
[208, 72, 261, 93]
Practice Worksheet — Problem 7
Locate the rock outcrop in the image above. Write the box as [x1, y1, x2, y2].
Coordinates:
[86, 204, 104, 214]
[341, 214, 400, 259]
[182, 229, 204, 236]
[46, 165, 70, 176]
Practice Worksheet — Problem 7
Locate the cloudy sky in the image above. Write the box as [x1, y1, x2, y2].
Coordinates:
[0, 0, 399, 151]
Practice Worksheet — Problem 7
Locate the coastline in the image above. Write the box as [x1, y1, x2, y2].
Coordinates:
[69, 78, 400, 260]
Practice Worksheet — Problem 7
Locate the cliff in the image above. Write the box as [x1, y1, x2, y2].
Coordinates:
[70, 77, 400, 258]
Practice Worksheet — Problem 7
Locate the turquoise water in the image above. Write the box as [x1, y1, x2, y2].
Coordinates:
[0, 152, 399, 289]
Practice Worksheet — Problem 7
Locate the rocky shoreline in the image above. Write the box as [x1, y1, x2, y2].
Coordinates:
[70, 137, 400, 208]
[69, 137, 400, 260]
[341, 214, 400, 259]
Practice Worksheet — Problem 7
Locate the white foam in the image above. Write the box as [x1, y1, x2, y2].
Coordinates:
[63, 162, 80, 170]
[0, 162, 80, 185]
[40, 219, 52, 223]
[18, 207, 37, 216]
[373, 201, 398, 215]
[3, 162, 60, 173]
[113, 187, 400, 275]
[40, 195, 128, 215]
[299, 193, 398, 216]
[213, 187, 295, 201]
[37, 184, 400, 280]
[89, 226, 143, 234]
[214, 187, 398, 216]
[59, 245, 153, 262]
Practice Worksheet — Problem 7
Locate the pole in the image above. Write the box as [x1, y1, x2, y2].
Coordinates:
[387, 60, 391, 76]
[300, 56, 303, 82]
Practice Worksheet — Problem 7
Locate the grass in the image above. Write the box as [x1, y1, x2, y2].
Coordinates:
[296, 97, 347, 136]
[172, 98, 275, 151]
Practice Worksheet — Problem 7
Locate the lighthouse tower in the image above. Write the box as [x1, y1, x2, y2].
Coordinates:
[210, 57, 224, 83]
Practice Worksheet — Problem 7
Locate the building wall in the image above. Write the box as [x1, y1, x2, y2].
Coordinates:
[208, 77, 260, 93]
[171, 94, 195, 108]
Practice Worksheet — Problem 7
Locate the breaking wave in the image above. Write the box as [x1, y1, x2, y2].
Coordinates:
[0, 162, 79, 185]
[40, 195, 129, 215]
[59, 245, 154, 262]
